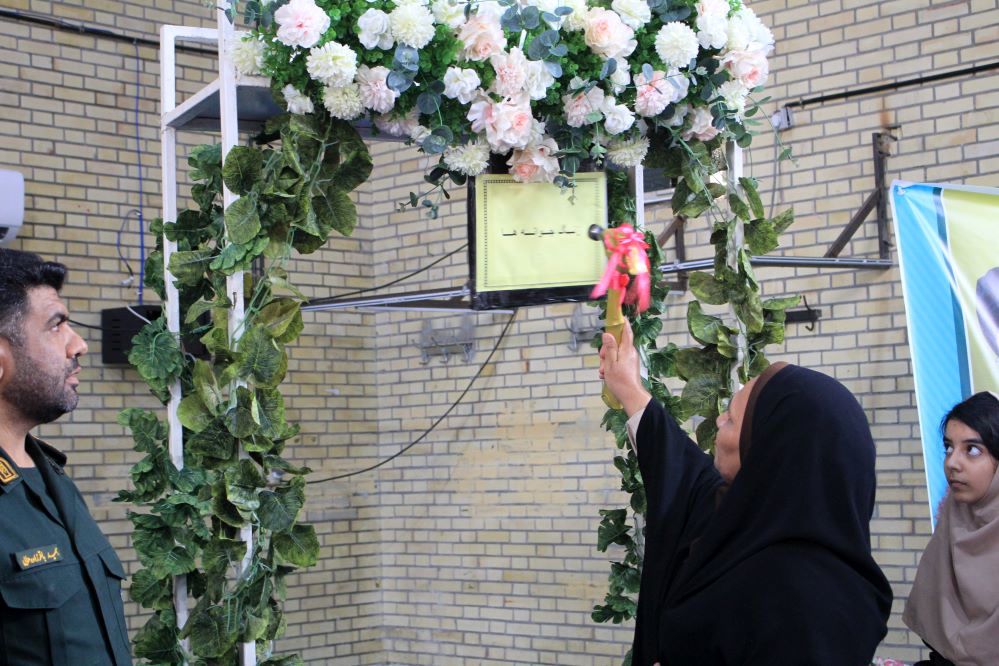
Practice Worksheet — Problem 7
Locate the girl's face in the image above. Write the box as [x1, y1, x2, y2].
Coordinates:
[944, 418, 999, 504]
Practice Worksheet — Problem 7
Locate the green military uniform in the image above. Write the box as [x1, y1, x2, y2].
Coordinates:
[0, 436, 132, 666]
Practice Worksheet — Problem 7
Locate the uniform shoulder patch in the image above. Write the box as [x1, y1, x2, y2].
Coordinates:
[0, 458, 18, 485]
[16, 544, 63, 570]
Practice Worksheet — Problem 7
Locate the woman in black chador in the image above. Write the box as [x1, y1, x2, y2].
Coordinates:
[599, 322, 892, 665]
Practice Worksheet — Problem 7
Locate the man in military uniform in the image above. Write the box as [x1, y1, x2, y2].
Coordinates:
[0, 248, 132, 665]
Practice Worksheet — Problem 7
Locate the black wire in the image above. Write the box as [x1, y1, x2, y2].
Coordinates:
[310, 309, 518, 484]
[307, 243, 468, 305]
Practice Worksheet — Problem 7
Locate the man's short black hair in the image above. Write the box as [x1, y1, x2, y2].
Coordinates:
[0, 248, 68, 345]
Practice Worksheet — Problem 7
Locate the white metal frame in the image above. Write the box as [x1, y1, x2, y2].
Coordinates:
[159, 13, 256, 665]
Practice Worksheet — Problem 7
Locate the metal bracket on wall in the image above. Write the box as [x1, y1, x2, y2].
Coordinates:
[567, 303, 602, 351]
[657, 215, 688, 292]
[417, 314, 475, 364]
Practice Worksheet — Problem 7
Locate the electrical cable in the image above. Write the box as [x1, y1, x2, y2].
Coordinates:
[115, 209, 139, 280]
[306, 243, 468, 306]
[132, 41, 146, 305]
[310, 309, 518, 484]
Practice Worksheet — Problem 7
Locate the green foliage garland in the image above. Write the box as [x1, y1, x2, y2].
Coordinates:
[120, 112, 372, 665]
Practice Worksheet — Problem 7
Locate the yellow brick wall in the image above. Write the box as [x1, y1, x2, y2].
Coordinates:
[2, 0, 997, 664]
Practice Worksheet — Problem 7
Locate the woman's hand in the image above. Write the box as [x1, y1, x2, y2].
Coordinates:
[599, 319, 651, 417]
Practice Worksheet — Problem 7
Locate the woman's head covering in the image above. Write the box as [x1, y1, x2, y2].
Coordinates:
[656, 364, 892, 664]
[904, 394, 999, 666]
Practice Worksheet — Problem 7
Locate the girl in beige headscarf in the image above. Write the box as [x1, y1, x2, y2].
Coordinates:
[904, 391, 999, 666]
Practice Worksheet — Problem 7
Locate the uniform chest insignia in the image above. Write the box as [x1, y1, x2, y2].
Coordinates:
[0, 459, 18, 485]
[15, 544, 63, 570]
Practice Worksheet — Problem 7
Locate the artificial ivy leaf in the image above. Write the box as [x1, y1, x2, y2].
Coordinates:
[327, 123, 373, 192]
[125, 449, 173, 503]
[193, 359, 223, 413]
[674, 346, 725, 382]
[745, 218, 779, 255]
[261, 655, 304, 666]
[184, 298, 217, 325]
[728, 193, 751, 221]
[129, 318, 185, 388]
[133, 610, 184, 663]
[257, 299, 301, 339]
[178, 394, 213, 434]
[772, 207, 794, 234]
[680, 373, 723, 418]
[273, 308, 304, 344]
[224, 196, 262, 246]
[131, 513, 174, 566]
[225, 387, 259, 439]
[222, 145, 263, 196]
[149, 545, 197, 579]
[313, 186, 356, 238]
[183, 604, 237, 658]
[117, 408, 167, 453]
[686, 301, 727, 347]
[731, 287, 765, 334]
[258, 476, 306, 533]
[168, 250, 214, 287]
[263, 455, 312, 476]
[273, 524, 319, 567]
[739, 176, 765, 219]
[235, 325, 288, 388]
[211, 481, 246, 528]
[695, 415, 719, 450]
[596, 508, 630, 551]
[763, 295, 800, 311]
[687, 271, 728, 305]
[255, 388, 286, 440]
[143, 249, 166, 301]
[130, 567, 174, 610]
[202, 537, 244, 579]
[224, 459, 266, 514]
[186, 417, 237, 466]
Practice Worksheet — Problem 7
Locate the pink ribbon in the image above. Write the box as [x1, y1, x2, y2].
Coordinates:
[590, 225, 651, 312]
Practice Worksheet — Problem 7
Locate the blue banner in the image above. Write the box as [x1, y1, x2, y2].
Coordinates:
[890, 181, 999, 526]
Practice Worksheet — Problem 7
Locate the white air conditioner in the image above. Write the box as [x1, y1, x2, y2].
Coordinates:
[0, 170, 25, 246]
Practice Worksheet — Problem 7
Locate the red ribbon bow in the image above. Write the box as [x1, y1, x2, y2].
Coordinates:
[590, 224, 651, 312]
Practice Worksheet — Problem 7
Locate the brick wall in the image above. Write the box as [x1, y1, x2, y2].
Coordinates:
[2, 0, 997, 664]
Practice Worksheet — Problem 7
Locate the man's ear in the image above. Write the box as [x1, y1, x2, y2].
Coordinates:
[0, 337, 12, 386]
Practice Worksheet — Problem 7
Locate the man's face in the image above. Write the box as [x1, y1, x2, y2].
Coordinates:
[0, 286, 88, 425]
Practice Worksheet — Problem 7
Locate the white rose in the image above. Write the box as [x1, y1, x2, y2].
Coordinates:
[727, 7, 774, 54]
[721, 48, 769, 88]
[306, 41, 357, 87]
[357, 9, 394, 50]
[655, 21, 699, 69]
[458, 13, 506, 61]
[560, 0, 589, 31]
[584, 7, 637, 60]
[443, 67, 482, 104]
[274, 0, 330, 49]
[611, 0, 651, 30]
[696, 12, 729, 50]
[609, 59, 631, 94]
[602, 97, 635, 135]
[524, 59, 555, 100]
[282, 84, 314, 114]
[390, 3, 436, 49]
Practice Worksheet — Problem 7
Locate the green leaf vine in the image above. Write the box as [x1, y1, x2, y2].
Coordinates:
[592, 142, 796, 666]
[120, 111, 372, 665]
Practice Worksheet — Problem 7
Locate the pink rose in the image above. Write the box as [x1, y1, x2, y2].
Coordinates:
[721, 48, 769, 88]
[584, 7, 636, 60]
[274, 0, 331, 49]
[682, 106, 719, 142]
[468, 95, 534, 153]
[458, 14, 506, 62]
[562, 84, 605, 127]
[507, 137, 561, 184]
[633, 70, 670, 117]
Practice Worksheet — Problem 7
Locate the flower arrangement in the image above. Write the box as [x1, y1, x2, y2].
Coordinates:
[234, 0, 774, 188]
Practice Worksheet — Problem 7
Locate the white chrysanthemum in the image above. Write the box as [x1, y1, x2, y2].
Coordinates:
[357, 8, 394, 50]
[322, 83, 364, 120]
[606, 135, 649, 167]
[306, 41, 358, 87]
[444, 141, 491, 176]
[282, 84, 314, 115]
[612, 0, 651, 30]
[716, 79, 748, 117]
[696, 12, 729, 50]
[655, 22, 700, 69]
[560, 0, 589, 31]
[390, 3, 436, 49]
[232, 36, 265, 76]
[432, 0, 466, 29]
